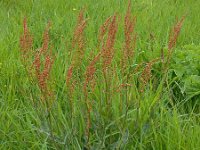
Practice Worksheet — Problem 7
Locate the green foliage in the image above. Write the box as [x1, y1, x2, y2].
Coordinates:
[171, 45, 200, 101]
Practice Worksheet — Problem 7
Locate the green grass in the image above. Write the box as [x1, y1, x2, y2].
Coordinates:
[0, 0, 200, 149]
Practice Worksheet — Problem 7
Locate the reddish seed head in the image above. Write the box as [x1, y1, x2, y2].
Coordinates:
[83, 52, 100, 146]
[43, 54, 54, 79]
[33, 52, 41, 77]
[32, 23, 54, 98]
[71, 10, 87, 68]
[101, 15, 118, 73]
[66, 65, 73, 87]
[123, 0, 137, 61]
[84, 53, 101, 94]
[78, 9, 85, 24]
[20, 17, 33, 59]
[140, 58, 159, 91]
[168, 16, 185, 52]
[121, 0, 137, 78]
[34, 51, 54, 94]
[98, 16, 112, 44]
[41, 22, 51, 54]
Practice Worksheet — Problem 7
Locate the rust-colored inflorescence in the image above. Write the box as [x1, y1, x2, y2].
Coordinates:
[20, 18, 33, 62]
[33, 25, 54, 100]
[34, 52, 54, 97]
[101, 15, 118, 73]
[124, 0, 137, 60]
[72, 10, 87, 68]
[140, 59, 159, 92]
[168, 16, 185, 53]
[83, 52, 100, 146]
[65, 64, 76, 120]
[20, 18, 54, 104]
[84, 53, 101, 95]
[165, 16, 185, 69]
[121, 0, 137, 81]
[41, 22, 51, 54]
[98, 16, 112, 46]
[66, 65, 75, 103]
[66, 65, 73, 88]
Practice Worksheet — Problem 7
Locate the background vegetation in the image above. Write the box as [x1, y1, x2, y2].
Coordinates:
[0, 0, 200, 149]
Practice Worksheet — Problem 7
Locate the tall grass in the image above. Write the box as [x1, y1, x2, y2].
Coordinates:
[0, 0, 200, 149]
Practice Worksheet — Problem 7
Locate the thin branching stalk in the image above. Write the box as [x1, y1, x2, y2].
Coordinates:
[83, 52, 100, 148]
[66, 65, 74, 119]
[19, 17, 35, 104]
[121, 0, 137, 119]
[20, 18, 33, 68]
[33, 24, 54, 109]
[165, 16, 185, 71]
[71, 10, 88, 74]
[101, 15, 118, 109]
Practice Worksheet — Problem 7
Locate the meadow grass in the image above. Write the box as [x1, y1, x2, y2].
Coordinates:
[0, 0, 200, 149]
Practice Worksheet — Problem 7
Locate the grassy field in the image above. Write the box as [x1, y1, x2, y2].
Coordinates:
[0, 0, 200, 149]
